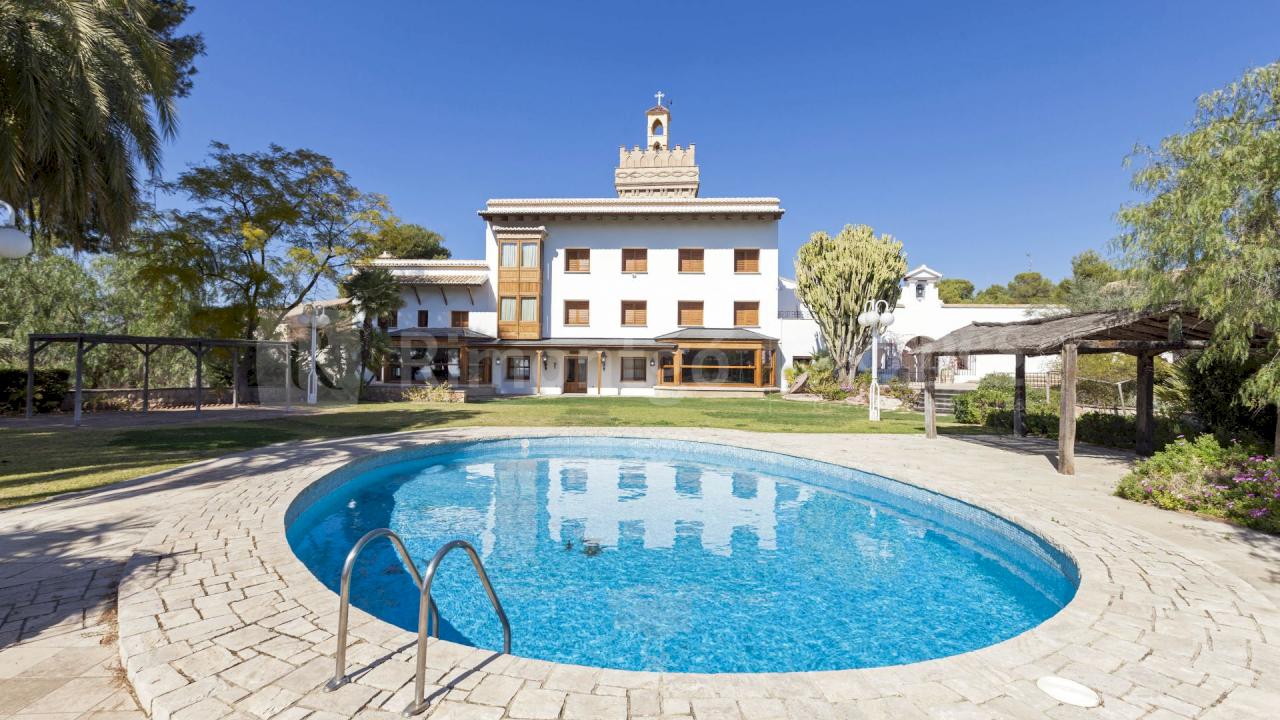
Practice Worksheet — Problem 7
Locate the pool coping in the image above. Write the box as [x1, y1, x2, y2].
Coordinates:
[115, 427, 1280, 719]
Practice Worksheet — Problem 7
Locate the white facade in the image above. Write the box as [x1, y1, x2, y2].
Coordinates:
[366, 101, 1055, 396]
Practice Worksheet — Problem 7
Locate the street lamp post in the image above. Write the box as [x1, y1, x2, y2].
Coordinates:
[0, 201, 33, 259]
[302, 303, 331, 405]
[857, 299, 896, 422]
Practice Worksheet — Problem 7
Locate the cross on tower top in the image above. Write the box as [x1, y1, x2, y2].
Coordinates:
[654, 90, 664, 107]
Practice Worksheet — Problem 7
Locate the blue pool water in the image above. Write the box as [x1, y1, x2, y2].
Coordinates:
[286, 437, 1077, 673]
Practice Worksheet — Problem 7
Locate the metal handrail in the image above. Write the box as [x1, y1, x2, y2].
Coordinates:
[325, 528, 438, 691]
[404, 539, 511, 716]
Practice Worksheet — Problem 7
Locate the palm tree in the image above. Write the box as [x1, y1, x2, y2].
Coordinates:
[340, 267, 404, 394]
[0, 0, 181, 250]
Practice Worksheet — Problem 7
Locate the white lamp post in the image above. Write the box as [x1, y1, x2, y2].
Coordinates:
[289, 303, 332, 405]
[0, 201, 33, 259]
[857, 299, 896, 421]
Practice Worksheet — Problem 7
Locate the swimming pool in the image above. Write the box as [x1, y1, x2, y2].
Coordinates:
[286, 437, 1077, 673]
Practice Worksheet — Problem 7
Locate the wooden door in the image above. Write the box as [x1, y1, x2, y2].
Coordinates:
[563, 356, 587, 393]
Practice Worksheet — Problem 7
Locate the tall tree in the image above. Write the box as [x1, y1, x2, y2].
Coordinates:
[368, 218, 450, 259]
[132, 143, 386, 388]
[0, 0, 202, 251]
[340, 267, 404, 393]
[795, 224, 906, 382]
[1117, 61, 1280, 422]
[1058, 250, 1123, 309]
[937, 278, 975, 304]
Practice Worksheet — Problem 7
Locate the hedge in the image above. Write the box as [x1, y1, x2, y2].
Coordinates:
[0, 368, 71, 414]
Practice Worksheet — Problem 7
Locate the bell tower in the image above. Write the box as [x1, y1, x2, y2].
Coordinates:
[647, 91, 669, 150]
[614, 92, 700, 198]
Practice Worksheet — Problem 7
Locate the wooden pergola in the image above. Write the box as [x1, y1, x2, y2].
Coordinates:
[915, 309, 1273, 475]
[26, 333, 291, 427]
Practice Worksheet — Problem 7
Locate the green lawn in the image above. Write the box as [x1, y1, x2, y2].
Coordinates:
[0, 396, 974, 509]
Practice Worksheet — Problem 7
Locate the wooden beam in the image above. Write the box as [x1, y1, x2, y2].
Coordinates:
[1135, 352, 1155, 456]
[439, 286, 448, 305]
[1014, 353, 1026, 437]
[194, 342, 203, 417]
[142, 344, 151, 413]
[1077, 339, 1210, 352]
[1058, 342, 1078, 475]
[924, 353, 937, 439]
[231, 349, 240, 408]
[754, 348, 763, 387]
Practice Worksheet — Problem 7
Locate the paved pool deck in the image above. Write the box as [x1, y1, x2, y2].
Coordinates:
[1, 428, 1279, 719]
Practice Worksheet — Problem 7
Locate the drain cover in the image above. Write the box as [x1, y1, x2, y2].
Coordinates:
[1037, 676, 1101, 707]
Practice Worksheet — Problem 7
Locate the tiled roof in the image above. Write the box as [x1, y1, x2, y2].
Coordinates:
[655, 328, 779, 342]
[391, 272, 488, 286]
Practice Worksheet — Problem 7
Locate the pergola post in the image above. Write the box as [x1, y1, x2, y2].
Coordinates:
[142, 345, 152, 412]
[1013, 353, 1027, 437]
[231, 349, 240, 408]
[284, 345, 292, 410]
[194, 342, 204, 417]
[1135, 351, 1155, 456]
[535, 350, 543, 395]
[924, 353, 937, 439]
[24, 336, 35, 419]
[73, 337, 85, 428]
[1057, 342, 1078, 475]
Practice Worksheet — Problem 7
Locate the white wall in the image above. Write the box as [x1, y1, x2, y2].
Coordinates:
[388, 283, 497, 337]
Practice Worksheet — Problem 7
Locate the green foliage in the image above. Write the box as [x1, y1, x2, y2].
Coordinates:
[1171, 352, 1277, 443]
[147, 1, 205, 99]
[883, 377, 918, 405]
[968, 251, 1123, 308]
[795, 224, 907, 382]
[132, 142, 386, 343]
[801, 354, 846, 400]
[403, 382, 458, 403]
[0, 0, 193, 250]
[1116, 62, 1280, 410]
[1116, 435, 1280, 533]
[937, 278, 974, 304]
[0, 368, 69, 413]
[366, 218, 450, 259]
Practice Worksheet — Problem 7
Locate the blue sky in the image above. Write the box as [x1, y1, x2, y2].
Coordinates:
[163, 1, 1280, 288]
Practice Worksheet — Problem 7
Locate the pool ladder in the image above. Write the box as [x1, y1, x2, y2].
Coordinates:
[324, 529, 512, 717]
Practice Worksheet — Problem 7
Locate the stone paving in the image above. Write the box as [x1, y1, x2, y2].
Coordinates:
[5, 428, 1280, 719]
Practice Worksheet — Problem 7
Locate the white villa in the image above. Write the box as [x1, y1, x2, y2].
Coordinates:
[366, 99, 1051, 397]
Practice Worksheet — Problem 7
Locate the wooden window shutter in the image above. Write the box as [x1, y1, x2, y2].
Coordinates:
[417, 310, 429, 327]
[678, 248, 704, 273]
[565, 300, 590, 325]
[622, 248, 648, 273]
[734, 301, 759, 327]
[451, 311, 469, 328]
[566, 248, 590, 272]
[678, 301, 703, 326]
[734, 249, 760, 273]
[621, 301, 647, 326]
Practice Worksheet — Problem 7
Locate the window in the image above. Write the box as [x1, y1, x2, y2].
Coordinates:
[500, 297, 517, 322]
[520, 298, 538, 322]
[621, 356, 646, 382]
[621, 248, 648, 273]
[678, 248, 704, 273]
[506, 356, 531, 381]
[734, 248, 760, 273]
[734, 301, 760, 327]
[521, 242, 538, 267]
[621, 300, 647, 326]
[916, 282, 925, 299]
[564, 300, 590, 326]
[417, 310, 429, 327]
[565, 248, 590, 272]
[500, 242, 518, 267]
[678, 301, 703, 327]
[451, 311, 469, 328]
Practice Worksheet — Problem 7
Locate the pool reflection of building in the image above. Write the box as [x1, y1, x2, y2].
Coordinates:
[543, 460, 812, 556]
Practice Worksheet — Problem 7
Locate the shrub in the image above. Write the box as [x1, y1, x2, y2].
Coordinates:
[403, 383, 457, 403]
[976, 373, 1014, 392]
[1116, 435, 1280, 534]
[883, 377, 918, 406]
[1173, 352, 1277, 444]
[0, 368, 71, 413]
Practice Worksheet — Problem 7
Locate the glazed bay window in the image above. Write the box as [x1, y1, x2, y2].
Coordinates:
[734, 301, 760, 327]
[677, 301, 703, 327]
[500, 242, 519, 267]
[500, 297, 517, 322]
[620, 356, 646, 382]
[506, 355, 531, 381]
[621, 300, 647, 326]
[680, 348, 756, 385]
[521, 242, 538, 267]
[520, 297, 538, 322]
[565, 248, 590, 272]
[621, 248, 647, 273]
[564, 300, 590, 326]
[734, 248, 760, 273]
[678, 248, 704, 273]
